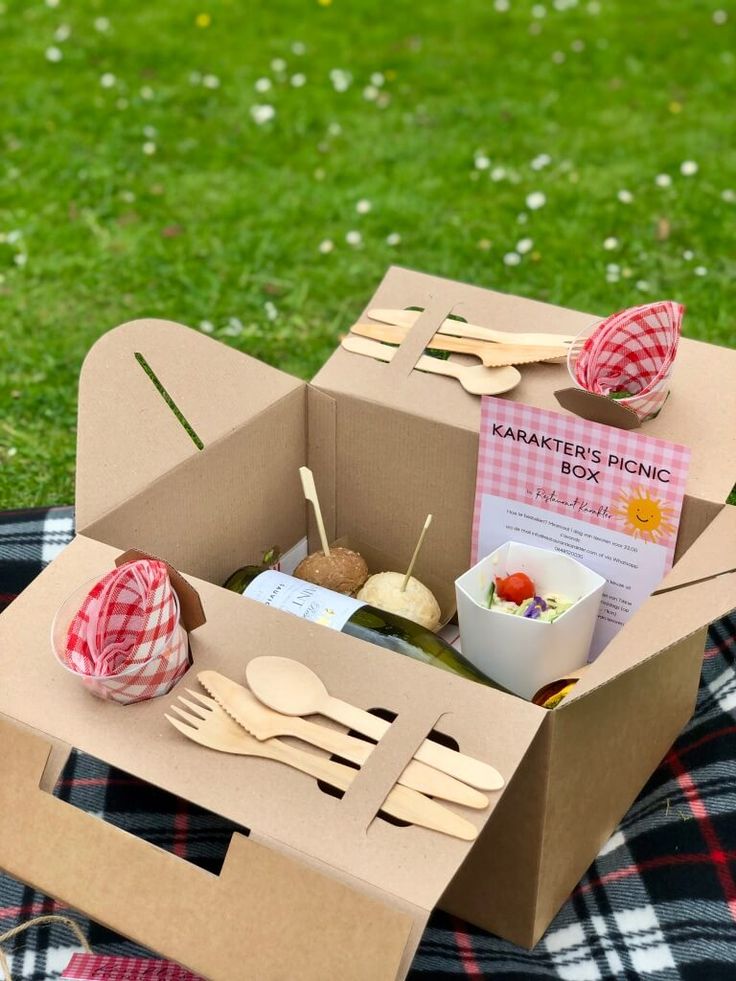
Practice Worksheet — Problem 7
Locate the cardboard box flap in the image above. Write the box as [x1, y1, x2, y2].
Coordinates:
[0, 717, 414, 981]
[76, 319, 304, 531]
[0, 534, 545, 920]
[564, 506, 736, 702]
[652, 502, 736, 592]
[313, 266, 736, 507]
[563, 575, 736, 705]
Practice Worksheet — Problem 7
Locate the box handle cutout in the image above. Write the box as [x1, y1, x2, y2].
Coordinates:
[134, 352, 204, 450]
[317, 710, 462, 828]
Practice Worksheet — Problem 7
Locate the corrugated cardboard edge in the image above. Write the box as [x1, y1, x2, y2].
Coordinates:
[0, 715, 414, 981]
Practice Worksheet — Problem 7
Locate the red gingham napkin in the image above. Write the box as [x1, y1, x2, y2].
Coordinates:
[61, 560, 189, 704]
[62, 953, 203, 979]
[572, 300, 683, 420]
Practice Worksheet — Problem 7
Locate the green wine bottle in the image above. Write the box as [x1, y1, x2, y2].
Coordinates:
[223, 565, 500, 688]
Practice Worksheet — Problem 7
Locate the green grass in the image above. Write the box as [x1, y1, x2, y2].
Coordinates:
[1, 0, 734, 507]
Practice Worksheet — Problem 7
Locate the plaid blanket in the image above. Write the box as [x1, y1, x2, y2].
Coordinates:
[1, 507, 736, 980]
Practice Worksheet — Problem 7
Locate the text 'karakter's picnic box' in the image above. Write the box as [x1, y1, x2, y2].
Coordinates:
[1, 266, 735, 981]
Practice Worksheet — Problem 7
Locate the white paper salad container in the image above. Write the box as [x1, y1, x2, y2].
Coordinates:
[455, 541, 606, 699]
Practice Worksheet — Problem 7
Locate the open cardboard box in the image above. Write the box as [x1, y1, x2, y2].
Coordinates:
[1, 267, 735, 980]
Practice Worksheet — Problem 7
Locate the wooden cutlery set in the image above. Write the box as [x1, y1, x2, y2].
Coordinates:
[166, 655, 503, 840]
[341, 307, 576, 396]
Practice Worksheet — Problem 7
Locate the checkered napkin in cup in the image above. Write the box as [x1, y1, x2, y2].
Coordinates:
[572, 300, 683, 421]
[62, 559, 189, 704]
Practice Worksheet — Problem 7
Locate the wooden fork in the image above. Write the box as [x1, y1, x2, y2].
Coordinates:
[165, 694, 478, 840]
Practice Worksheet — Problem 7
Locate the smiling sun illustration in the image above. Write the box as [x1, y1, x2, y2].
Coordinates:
[611, 487, 677, 544]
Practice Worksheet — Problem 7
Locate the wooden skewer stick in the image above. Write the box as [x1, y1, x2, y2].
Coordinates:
[402, 514, 432, 592]
[299, 467, 331, 556]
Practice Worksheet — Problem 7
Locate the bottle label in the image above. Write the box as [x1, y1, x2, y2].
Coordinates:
[242, 570, 365, 631]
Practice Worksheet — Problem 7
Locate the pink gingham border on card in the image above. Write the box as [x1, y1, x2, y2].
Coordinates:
[471, 397, 691, 568]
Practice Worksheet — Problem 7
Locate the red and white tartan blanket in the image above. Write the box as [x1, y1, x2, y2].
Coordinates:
[572, 301, 683, 421]
[2, 507, 736, 979]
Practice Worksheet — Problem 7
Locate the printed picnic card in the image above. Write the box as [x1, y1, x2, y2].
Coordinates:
[472, 398, 691, 657]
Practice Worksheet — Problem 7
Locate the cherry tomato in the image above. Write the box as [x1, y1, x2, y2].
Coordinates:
[495, 572, 535, 605]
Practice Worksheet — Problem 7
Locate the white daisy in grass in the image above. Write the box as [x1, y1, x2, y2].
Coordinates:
[255, 77, 272, 93]
[603, 236, 619, 250]
[143, 125, 157, 138]
[264, 301, 278, 322]
[494, 0, 510, 11]
[680, 160, 698, 176]
[655, 173, 672, 188]
[100, 73, 116, 88]
[327, 122, 342, 136]
[45, 0, 59, 7]
[517, 212, 528, 223]
[617, 189, 634, 203]
[140, 85, 155, 99]
[694, 266, 708, 276]
[490, 166, 507, 181]
[142, 141, 157, 156]
[45, 46, 63, 62]
[355, 199, 372, 214]
[722, 189, 736, 202]
[386, 232, 401, 246]
[291, 73, 306, 87]
[516, 237, 533, 254]
[474, 153, 491, 170]
[346, 230, 363, 247]
[552, 51, 566, 64]
[94, 16, 110, 32]
[526, 191, 546, 210]
[713, 10, 728, 24]
[531, 154, 551, 170]
[587, 0, 601, 12]
[189, 71, 202, 85]
[532, 4, 547, 17]
[330, 69, 352, 92]
[291, 41, 306, 55]
[371, 72, 385, 86]
[318, 239, 334, 254]
[199, 320, 215, 334]
[682, 250, 694, 260]
[54, 24, 71, 42]
[477, 238, 492, 251]
[203, 74, 220, 89]
[363, 85, 379, 101]
[271, 58, 287, 73]
[6, 230, 22, 244]
[250, 104, 276, 124]
[14, 253, 27, 267]
[636, 280, 650, 291]
[503, 251, 521, 266]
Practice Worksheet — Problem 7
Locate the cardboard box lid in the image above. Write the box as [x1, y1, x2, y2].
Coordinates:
[312, 266, 736, 508]
[76, 318, 305, 531]
[0, 534, 546, 923]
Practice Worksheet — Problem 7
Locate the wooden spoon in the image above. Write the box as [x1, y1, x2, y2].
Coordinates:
[350, 321, 569, 366]
[340, 334, 521, 397]
[245, 656, 504, 792]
